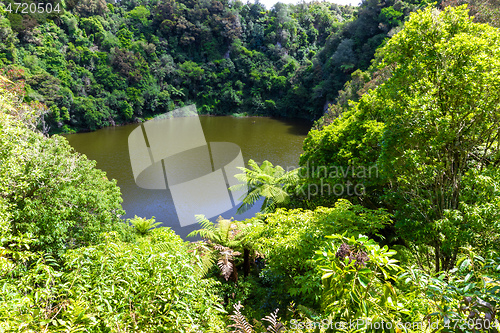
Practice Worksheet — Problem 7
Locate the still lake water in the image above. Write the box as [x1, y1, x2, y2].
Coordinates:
[64, 116, 311, 238]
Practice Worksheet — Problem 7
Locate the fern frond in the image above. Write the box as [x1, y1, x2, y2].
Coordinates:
[262, 309, 285, 333]
[229, 182, 248, 192]
[187, 215, 216, 239]
[217, 257, 233, 281]
[231, 159, 300, 214]
[218, 217, 233, 243]
[196, 214, 214, 229]
[228, 302, 254, 333]
[197, 251, 216, 277]
[190, 241, 217, 277]
[236, 188, 262, 214]
[154, 241, 172, 254]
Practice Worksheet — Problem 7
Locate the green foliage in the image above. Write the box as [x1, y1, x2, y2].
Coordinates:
[0, 0, 417, 132]
[188, 215, 253, 250]
[62, 229, 225, 331]
[0, 90, 124, 257]
[380, 6, 404, 26]
[247, 200, 391, 310]
[315, 234, 403, 326]
[376, 5, 500, 270]
[0, 229, 226, 332]
[442, 0, 500, 27]
[127, 215, 161, 235]
[399, 248, 500, 332]
[3, 1, 500, 331]
[302, 5, 500, 272]
[188, 215, 261, 283]
[230, 159, 299, 214]
[300, 101, 385, 208]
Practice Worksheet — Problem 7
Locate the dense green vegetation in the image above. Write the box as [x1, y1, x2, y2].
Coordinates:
[0, 0, 421, 132]
[301, 4, 500, 272]
[1, 1, 500, 332]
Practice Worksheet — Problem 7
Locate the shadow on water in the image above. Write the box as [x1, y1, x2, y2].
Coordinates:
[277, 117, 313, 136]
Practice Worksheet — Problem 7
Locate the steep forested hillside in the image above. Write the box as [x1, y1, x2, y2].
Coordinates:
[315, 0, 500, 129]
[0, 0, 421, 133]
[1, 2, 500, 330]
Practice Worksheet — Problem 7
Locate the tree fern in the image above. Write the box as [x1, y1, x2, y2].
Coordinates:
[230, 159, 299, 214]
[188, 215, 259, 281]
[188, 215, 250, 249]
[127, 216, 161, 235]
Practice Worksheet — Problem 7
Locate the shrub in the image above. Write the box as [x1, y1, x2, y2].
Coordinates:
[0, 229, 226, 332]
[247, 200, 391, 311]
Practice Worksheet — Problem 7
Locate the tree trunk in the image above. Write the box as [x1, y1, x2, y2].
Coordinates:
[230, 263, 238, 282]
[435, 244, 441, 273]
[243, 248, 250, 277]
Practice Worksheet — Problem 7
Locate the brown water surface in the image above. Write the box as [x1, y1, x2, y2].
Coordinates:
[64, 116, 311, 238]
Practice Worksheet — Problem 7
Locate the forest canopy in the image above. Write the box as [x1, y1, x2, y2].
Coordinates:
[0, 0, 418, 132]
[1, 0, 500, 332]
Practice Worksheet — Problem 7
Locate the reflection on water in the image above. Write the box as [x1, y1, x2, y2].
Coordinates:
[64, 116, 311, 238]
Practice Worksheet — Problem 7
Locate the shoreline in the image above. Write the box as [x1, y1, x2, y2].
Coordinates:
[59, 112, 313, 136]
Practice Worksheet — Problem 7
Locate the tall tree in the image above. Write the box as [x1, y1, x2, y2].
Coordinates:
[377, 5, 500, 271]
[301, 5, 500, 272]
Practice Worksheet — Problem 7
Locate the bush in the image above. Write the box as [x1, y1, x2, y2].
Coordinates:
[0, 81, 124, 257]
[246, 200, 391, 311]
[0, 110, 124, 256]
[0, 229, 226, 332]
